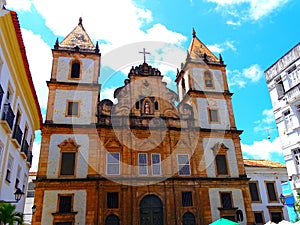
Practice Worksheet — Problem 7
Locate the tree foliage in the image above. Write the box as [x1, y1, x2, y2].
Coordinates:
[0, 202, 23, 225]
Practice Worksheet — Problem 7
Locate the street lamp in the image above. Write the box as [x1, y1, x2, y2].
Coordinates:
[31, 205, 37, 214]
[0, 188, 24, 203]
[280, 194, 286, 205]
[266, 127, 277, 140]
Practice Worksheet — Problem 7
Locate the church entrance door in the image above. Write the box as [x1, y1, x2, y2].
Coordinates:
[139, 194, 163, 225]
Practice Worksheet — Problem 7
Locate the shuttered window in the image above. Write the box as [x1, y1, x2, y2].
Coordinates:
[181, 192, 193, 207]
[215, 155, 228, 175]
[59, 196, 72, 213]
[266, 182, 277, 201]
[107, 192, 118, 208]
[249, 182, 260, 202]
[60, 152, 75, 176]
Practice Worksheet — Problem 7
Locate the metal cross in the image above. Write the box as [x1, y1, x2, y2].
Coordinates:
[139, 48, 150, 63]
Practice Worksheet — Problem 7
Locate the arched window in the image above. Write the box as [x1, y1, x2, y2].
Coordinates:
[182, 212, 196, 225]
[105, 214, 120, 225]
[182, 77, 186, 94]
[71, 61, 80, 79]
[155, 101, 159, 110]
[204, 71, 213, 88]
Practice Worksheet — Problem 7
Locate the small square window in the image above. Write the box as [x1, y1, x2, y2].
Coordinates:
[177, 154, 191, 176]
[221, 193, 233, 209]
[59, 195, 72, 213]
[270, 212, 282, 224]
[209, 109, 219, 123]
[254, 212, 264, 224]
[107, 192, 118, 208]
[67, 101, 79, 116]
[106, 153, 120, 175]
[181, 192, 193, 207]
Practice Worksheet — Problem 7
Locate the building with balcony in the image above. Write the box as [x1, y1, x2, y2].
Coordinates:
[264, 43, 300, 201]
[244, 159, 290, 224]
[0, 6, 42, 212]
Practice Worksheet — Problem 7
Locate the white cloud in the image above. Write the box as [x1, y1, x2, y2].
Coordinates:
[241, 137, 283, 160]
[207, 44, 223, 54]
[243, 64, 263, 82]
[227, 64, 263, 88]
[8, 0, 186, 52]
[206, 0, 290, 21]
[100, 87, 117, 103]
[21, 29, 52, 110]
[226, 20, 242, 26]
[162, 75, 172, 85]
[6, 0, 32, 11]
[207, 40, 236, 54]
[253, 109, 276, 134]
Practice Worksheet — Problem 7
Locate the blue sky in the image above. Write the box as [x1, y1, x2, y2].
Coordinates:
[5, 0, 300, 169]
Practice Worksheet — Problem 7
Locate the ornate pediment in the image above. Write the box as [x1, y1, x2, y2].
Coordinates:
[104, 138, 121, 148]
[57, 17, 96, 51]
[58, 138, 80, 151]
[211, 142, 229, 153]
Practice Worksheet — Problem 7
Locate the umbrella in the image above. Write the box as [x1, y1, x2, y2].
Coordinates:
[210, 218, 239, 225]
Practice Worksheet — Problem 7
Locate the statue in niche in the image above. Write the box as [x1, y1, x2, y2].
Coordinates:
[144, 102, 150, 114]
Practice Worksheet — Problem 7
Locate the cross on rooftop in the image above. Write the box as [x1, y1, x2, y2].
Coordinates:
[139, 48, 150, 63]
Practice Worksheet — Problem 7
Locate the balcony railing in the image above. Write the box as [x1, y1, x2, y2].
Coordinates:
[21, 140, 29, 156]
[12, 125, 23, 146]
[286, 84, 300, 103]
[2, 103, 15, 130]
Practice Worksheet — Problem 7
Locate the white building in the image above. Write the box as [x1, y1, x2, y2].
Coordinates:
[0, 6, 42, 213]
[244, 159, 289, 224]
[23, 172, 36, 225]
[264, 43, 300, 196]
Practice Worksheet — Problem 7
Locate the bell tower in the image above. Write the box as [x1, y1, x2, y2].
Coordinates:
[45, 17, 101, 125]
[176, 28, 235, 130]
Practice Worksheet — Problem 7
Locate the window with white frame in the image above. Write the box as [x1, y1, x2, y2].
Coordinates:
[283, 110, 293, 131]
[177, 154, 191, 175]
[5, 155, 13, 182]
[287, 65, 300, 87]
[293, 148, 300, 166]
[15, 166, 21, 189]
[275, 77, 285, 99]
[106, 152, 120, 175]
[151, 153, 161, 176]
[138, 153, 148, 175]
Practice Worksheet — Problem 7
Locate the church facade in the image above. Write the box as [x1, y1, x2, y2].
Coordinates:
[32, 19, 254, 225]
